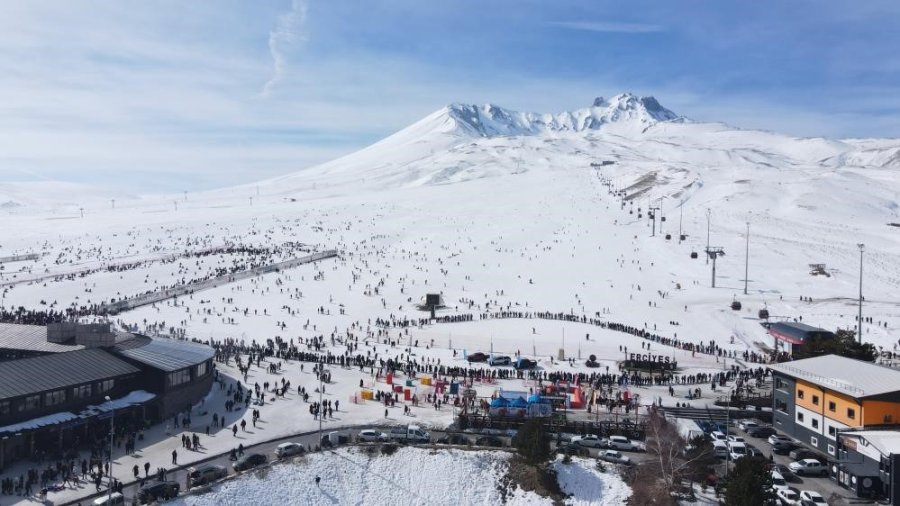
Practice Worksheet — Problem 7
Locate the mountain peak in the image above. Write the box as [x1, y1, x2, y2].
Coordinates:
[442, 94, 680, 137]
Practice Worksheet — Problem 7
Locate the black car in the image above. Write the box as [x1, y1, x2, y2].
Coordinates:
[771, 441, 798, 455]
[437, 434, 469, 445]
[467, 352, 488, 362]
[138, 481, 180, 504]
[233, 453, 268, 472]
[514, 358, 538, 370]
[475, 435, 504, 447]
[746, 426, 776, 438]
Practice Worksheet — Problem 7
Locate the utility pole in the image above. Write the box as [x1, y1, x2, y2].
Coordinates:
[79, 207, 84, 218]
[318, 365, 324, 448]
[678, 199, 684, 243]
[744, 221, 750, 295]
[858, 243, 865, 343]
[706, 208, 711, 264]
[706, 247, 725, 288]
[649, 206, 660, 237]
[105, 395, 114, 504]
[110, 199, 115, 209]
[658, 198, 664, 233]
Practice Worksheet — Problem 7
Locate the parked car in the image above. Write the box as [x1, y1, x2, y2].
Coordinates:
[775, 487, 802, 506]
[726, 435, 746, 443]
[728, 442, 748, 460]
[571, 435, 607, 448]
[436, 433, 469, 445]
[712, 440, 729, 459]
[557, 443, 590, 457]
[488, 355, 512, 366]
[745, 444, 763, 458]
[788, 459, 828, 477]
[798, 490, 829, 505]
[358, 429, 388, 442]
[93, 492, 125, 506]
[387, 425, 430, 444]
[138, 481, 180, 504]
[772, 463, 797, 481]
[771, 471, 789, 492]
[233, 453, 268, 472]
[188, 464, 227, 487]
[322, 431, 352, 447]
[467, 352, 488, 362]
[772, 441, 798, 455]
[275, 442, 305, 458]
[789, 448, 820, 461]
[514, 358, 538, 370]
[598, 450, 632, 465]
[747, 426, 776, 438]
[475, 435, 504, 447]
[769, 434, 794, 445]
[738, 420, 759, 431]
[710, 431, 728, 442]
[606, 435, 644, 452]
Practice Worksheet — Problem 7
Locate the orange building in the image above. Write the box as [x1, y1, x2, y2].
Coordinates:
[770, 355, 900, 458]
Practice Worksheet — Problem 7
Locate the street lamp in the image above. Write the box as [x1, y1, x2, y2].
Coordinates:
[858, 244, 865, 343]
[105, 395, 114, 503]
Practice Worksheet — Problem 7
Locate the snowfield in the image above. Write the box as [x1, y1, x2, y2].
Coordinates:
[169, 447, 630, 506]
[2, 92, 900, 505]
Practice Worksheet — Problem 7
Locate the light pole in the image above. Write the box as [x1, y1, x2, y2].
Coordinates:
[678, 199, 684, 243]
[105, 395, 114, 503]
[858, 243, 865, 343]
[744, 221, 750, 295]
[706, 208, 711, 265]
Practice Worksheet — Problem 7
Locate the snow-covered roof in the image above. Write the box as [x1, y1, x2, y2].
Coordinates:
[768, 355, 900, 399]
[841, 430, 900, 456]
[0, 411, 78, 434]
[0, 390, 155, 435]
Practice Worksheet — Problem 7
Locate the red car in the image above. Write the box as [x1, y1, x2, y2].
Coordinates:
[467, 352, 488, 362]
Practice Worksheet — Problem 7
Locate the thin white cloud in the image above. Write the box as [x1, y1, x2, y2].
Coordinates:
[262, 0, 309, 98]
[550, 20, 663, 34]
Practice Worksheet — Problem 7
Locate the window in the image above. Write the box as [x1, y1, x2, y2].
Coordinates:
[798, 389, 805, 399]
[776, 378, 787, 391]
[0, 400, 9, 416]
[96, 379, 114, 394]
[812, 395, 819, 405]
[828, 401, 836, 412]
[196, 361, 208, 377]
[828, 444, 835, 455]
[828, 426, 836, 436]
[811, 436, 818, 446]
[44, 390, 66, 406]
[812, 419, 819, 429]
[798, 412, 805, 422]
[776, 399, 788, 413]
[72, 384, 92, 399]
[848, 407, 856, 420]
[19, 395, 40, 412]
[167, 369, 191, 387]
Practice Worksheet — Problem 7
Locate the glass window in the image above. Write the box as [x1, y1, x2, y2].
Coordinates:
[828, 444, 835, 455]
[828, 426, 836, 436]
[196, 361, 208, 377]
[72, 384, 92, 399]
[0, 400, 9, 415]
[798, 412, 805, 422]
[828, 401, 836, 412]
[45, 390, 66, 406]
[811, 436, 818, 446]
[848, 408, 856, 420]
[798, 390, 805, 399]
[96, 379, 115, 394]
[19, 395, 40, 412]
[812, 419, 819, 429]
[167, 369, 191, 387]
[812, 395, 819, 405]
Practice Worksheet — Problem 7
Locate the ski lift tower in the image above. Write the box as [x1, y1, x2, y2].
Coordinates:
[705, 247, 725, 288]
[649, 206, 660, 237]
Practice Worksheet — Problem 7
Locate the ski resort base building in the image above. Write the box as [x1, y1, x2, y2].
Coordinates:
[0, 322, 214, 468]
[769, 355, 900, 503]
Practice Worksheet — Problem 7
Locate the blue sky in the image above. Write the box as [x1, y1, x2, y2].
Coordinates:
[1, 0, 899, 192]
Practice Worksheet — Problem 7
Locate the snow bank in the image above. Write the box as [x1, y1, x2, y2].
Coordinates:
[552, 456, 632, 506]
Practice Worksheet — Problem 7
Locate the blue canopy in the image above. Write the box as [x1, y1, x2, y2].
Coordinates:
[527, 394, 542, 404]
[490, 397, 509, 408]
[509, 397, 528, 408]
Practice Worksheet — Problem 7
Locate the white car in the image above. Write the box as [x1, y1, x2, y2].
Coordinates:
[93, 493, 125, 506]
[358, 429, 388, 442]
[769, 434, 793, 445]
[606, 435, 644, 452]
[799, 490, 829, 505]
[571, 435, 607, 448]
[770, 471, 789, 492]
[727, 442, 747, 460]
[726, 435, 745, 443]
[775, 487, 801, 506]
[488, 355, 512, 366]
[598, 449, 631, 465]
[738, 420, 759, 431]
[788, 458, 828, 477]
[274, 442, 305, 458]
[710, 430, 727, 441]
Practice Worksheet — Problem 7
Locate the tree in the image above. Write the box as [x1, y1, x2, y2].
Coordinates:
[724, 456, 773, 506]
[794, 328, 877, 362]
[515, 418, 551, 465]
[641, 411, 716, 501]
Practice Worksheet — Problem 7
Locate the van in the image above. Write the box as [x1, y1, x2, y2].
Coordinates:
[728, 442, 747, 460]
[712, 440, 728, 458]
